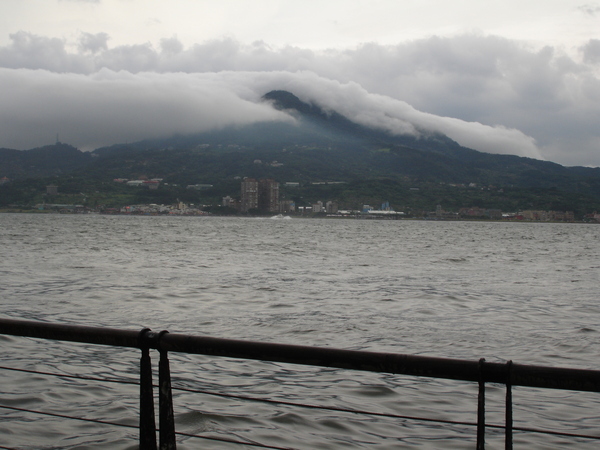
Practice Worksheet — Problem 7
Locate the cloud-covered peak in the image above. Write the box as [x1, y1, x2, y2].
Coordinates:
[0, 32, 599, 166]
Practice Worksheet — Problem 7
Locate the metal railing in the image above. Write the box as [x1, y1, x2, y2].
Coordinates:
[1, 318, 600, 449]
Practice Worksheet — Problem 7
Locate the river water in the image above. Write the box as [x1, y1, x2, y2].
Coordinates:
[1, 214, 599, 449]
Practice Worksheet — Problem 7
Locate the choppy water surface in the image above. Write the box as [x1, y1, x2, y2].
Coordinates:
[1, 214, 600, 448]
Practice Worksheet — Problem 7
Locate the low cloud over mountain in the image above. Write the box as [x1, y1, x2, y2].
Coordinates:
[1, 32, 599, 166]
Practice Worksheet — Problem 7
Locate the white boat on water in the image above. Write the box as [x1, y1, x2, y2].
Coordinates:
[270, 214, 291, 220]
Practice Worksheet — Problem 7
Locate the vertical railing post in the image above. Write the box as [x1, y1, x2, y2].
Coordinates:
[477, 358, 486, 450]
[139, 328, 157, 450]
[158, 331, 176, 450]
[505, 361, 513, 450]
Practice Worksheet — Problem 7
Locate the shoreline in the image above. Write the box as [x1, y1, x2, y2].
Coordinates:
[1, 208, 595, 223]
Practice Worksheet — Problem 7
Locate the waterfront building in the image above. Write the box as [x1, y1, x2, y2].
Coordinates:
[258, 179, 280, 213]
[241, 178, 280, 213]
[222, 196, 234, 207]
[279, 200, 295, 213]
[241, 178, 259, 212]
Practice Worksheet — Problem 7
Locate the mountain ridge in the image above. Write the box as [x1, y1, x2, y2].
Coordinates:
[1, 90, 600, 212]
[261, 90, 467, 155]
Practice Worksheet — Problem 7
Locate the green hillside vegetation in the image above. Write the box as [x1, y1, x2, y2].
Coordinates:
[3, 146, 600, 217]
[2, 90, 600, 216]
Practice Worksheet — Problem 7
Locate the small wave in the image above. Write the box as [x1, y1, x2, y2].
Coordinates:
[446, 257, 467, 263]
[354, 385, 397, 398]
[176, 410, 212, 432]
[271, 412, 313, 425]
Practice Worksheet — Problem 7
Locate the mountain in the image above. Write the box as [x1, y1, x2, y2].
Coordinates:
[86, 90, 600, 194]
[261, 90, 460, 152]
[0, 143, 93, 179]
[90, 90, 466, 155]
[2, 90, 600, 213]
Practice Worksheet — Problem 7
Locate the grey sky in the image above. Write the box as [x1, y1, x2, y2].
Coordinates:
[1, 1, 599, 166]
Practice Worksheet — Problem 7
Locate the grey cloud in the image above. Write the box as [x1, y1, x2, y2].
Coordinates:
[160, 37, 184, 56]
[78, 32, 109, 54]
[1, 33, 599, 166]
[581, 39, 600, 63]
[333, 37, 600, 166]
[578, 4, 600, 15]
[94, 43, 159, 72]
[1, 31, 70, 71]
[0, 31, 93, 72]
[0, 67, 541, 161]
[0, 68, 294, 151]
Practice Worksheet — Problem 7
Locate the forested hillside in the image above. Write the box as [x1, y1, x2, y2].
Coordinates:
[2, 91, 600, 215]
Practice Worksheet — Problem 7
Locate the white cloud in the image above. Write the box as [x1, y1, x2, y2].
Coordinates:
[1, 32, 599, 166]
[269, 74, 543, 159]
[0, 66, 543, 160]
[0, 68, 294, 151]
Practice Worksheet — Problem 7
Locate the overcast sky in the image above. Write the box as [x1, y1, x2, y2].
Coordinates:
[1, 0, 599, 167]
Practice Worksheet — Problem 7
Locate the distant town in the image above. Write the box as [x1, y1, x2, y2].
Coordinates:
[3, 141, 600, 221]
[16, 177, 599, 223]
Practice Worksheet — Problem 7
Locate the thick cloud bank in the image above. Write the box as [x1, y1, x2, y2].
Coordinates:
[2, 32, 599, 166]
[0, 69, 294, 151]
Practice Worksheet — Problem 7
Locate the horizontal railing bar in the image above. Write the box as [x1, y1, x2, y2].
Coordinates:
[2, 318, 600, 392]
[0, 318, 141, 348]
[159, 333, 600, 392]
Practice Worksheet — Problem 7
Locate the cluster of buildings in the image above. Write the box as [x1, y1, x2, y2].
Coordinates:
[1, 176, 588, 221]
[432, 205, 576, 222]
[222, 178, 284, 213]
[115, 202, 207, 215]
[222, 183, 582, 220]
[114, 178, 162, 189]
[222, 178, 343, 214]
[516, 210, 575, 222]
[115, 178, 217, 191]
[240, 178, 280, 212]
[298, 200, 339, 214]
[585, 212, 600, 223]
